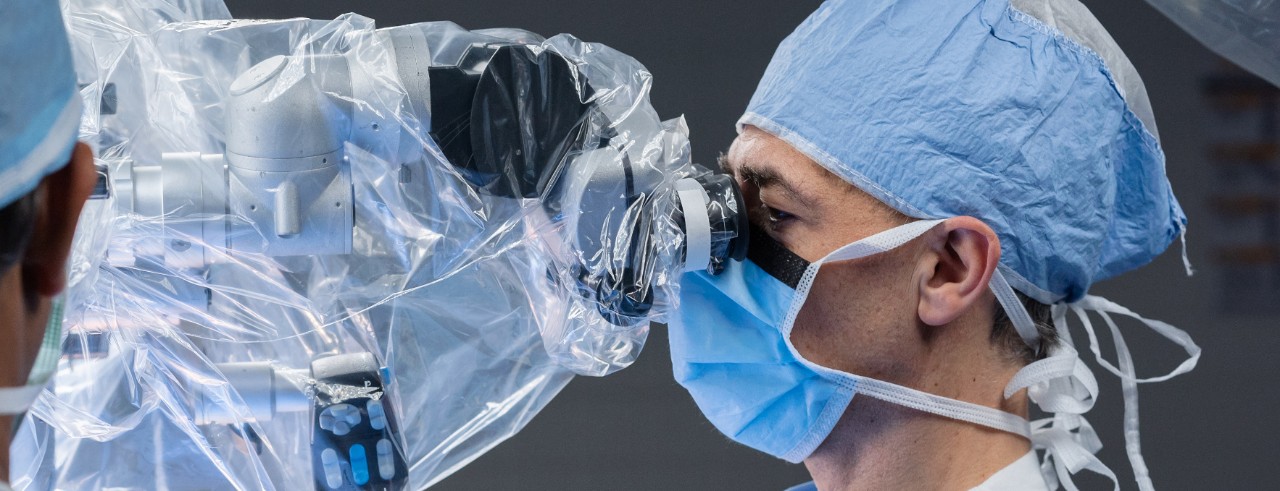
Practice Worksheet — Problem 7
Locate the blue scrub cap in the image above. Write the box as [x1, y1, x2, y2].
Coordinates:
[740, 0, 1186, 304]
[0, 0, 82, 209]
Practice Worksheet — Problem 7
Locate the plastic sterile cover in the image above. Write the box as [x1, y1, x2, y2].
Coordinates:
[13, 0, 704, 489]
[1143, 0, 1280, 88]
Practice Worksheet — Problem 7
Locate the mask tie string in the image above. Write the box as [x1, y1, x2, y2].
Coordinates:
[1000, 290, 1200, 491]
[1071, 295, 1201, 491]
[1031, 412, 1115, 491]
[787, 220, 1037, 439]
[1001, 299, 1115, 491]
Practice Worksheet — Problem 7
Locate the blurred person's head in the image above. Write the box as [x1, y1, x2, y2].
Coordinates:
[0, 0, 97, 482]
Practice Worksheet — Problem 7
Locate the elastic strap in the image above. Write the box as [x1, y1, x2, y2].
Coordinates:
[782, 220, 1038, 440]
[783, 219, 945, 339]
[784, 220, 1033, 438]
[820, 219, 946, 263]
[856, 377, 1032, 438]
[991, 268, 1042, 352]
[748, 225, 810, 289]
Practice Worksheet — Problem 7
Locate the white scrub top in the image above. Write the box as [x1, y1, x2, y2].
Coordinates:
[784, 450, 1049, 491]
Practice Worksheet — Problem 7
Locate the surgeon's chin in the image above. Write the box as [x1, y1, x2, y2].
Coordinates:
[802, 396, 933, 487]
[806, 395, 1030, 490]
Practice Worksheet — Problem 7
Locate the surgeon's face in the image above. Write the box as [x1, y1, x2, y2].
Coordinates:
[721, 126, 932, 384]
[0, 143, 95, 387]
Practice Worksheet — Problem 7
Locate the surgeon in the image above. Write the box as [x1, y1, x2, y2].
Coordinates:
[0, 1, 97, 488]
[669, 0, 1199, 489]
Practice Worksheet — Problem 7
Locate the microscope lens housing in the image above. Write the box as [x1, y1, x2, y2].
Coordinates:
[420, 37, 748, 326]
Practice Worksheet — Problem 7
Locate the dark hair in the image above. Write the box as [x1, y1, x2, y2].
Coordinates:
[0, 189, 39, 277]
[992, 290, 1057, 364]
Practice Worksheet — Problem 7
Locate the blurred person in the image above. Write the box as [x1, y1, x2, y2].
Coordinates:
[0, 1, 97, 487]
[669, 0, 1199, 489]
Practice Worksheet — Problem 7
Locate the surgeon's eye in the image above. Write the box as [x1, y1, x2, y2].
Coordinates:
[763, 204, 794, 228]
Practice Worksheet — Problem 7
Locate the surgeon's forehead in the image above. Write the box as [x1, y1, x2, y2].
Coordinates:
[724, 128, 849, 197]
[724, 128, 793, 179]
[725, 127, 913, 227]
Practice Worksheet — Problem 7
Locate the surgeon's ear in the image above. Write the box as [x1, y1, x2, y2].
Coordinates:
[916, 216, 1000, 327]
[23, 142, 96, 298]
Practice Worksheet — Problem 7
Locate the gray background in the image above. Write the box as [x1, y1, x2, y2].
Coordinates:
[222, 1, 1273, 489]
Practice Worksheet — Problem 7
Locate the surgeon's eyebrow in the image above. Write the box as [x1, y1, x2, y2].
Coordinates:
[719, 153, 818, 210]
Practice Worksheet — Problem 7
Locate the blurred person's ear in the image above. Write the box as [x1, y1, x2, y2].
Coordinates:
[23, 142, 96, 298]
[915, 216, 1000, 327]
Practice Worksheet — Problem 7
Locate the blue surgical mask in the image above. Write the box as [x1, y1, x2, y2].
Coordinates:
[670, 220, 1033, 462]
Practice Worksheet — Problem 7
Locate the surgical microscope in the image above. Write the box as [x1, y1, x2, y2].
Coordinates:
[85, 21, 747, 491]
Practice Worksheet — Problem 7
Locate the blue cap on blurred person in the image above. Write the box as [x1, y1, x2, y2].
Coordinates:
[0, 0, 82, 208]
[739, 0, 1185, 303]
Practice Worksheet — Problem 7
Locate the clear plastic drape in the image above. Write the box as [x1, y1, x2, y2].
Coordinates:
[1144, 0, 1280, 86]
[13, 0, 710, 488]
